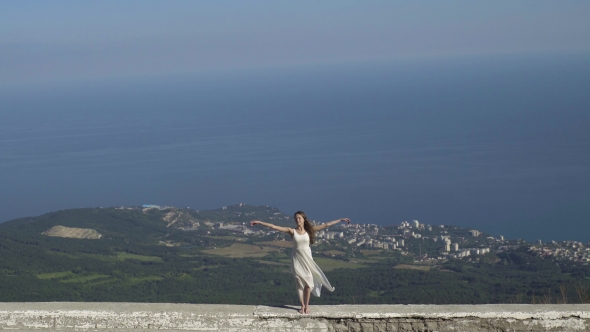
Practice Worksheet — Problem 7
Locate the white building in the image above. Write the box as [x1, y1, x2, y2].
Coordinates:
[458, 250, 470, 258]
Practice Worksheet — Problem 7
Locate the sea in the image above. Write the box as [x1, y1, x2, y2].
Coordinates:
[1, 53, 589, 242]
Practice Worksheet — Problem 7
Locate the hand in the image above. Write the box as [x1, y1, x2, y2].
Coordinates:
[341, 218, 351, 224]
[250, 220, 261, 226]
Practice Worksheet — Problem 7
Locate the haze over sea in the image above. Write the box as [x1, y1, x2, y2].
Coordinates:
[1, 54, 589, 242]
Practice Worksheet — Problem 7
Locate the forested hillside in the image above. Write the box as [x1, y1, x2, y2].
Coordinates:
[1, 206, 589, 304]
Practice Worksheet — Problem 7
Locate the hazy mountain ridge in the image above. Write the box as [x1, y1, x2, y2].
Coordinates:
[0, 204, 291, 242]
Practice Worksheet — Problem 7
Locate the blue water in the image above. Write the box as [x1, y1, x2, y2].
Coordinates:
[1, 54, 589, 241]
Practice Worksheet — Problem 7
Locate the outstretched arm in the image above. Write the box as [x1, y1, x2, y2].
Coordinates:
[250, 220, 294, 236]
[313, 218, 351, 231]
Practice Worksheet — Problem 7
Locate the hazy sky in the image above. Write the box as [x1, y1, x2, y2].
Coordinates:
[2, 1, 589, 86]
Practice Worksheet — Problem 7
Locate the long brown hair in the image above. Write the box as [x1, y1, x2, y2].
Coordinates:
[294, 211, 315, 245]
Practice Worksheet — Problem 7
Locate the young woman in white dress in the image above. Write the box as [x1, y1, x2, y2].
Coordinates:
[250, 211, 350, 314]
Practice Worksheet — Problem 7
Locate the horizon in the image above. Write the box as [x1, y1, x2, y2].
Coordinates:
[2, 1, 589, 86]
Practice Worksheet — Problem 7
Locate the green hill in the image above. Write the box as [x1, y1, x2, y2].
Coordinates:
[1, 205, 589, 305]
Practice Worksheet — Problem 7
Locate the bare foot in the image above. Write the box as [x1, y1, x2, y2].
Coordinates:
[305, 305, 310, 314]
[299, 307, 305, 314]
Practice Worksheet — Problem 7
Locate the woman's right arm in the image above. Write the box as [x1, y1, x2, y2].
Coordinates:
[250, 220, 294, 236]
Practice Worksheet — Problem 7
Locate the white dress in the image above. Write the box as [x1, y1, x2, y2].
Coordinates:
[291, 229, 335, 297]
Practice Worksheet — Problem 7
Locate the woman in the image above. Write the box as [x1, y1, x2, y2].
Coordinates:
[250, 211, 350, 314]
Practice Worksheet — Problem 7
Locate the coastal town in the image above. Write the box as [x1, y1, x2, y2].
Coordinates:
[136, 203, 590, 265]
[258, 220, 590, 264]
[248, 218, 500, 263]
[528, 240, 590, 263]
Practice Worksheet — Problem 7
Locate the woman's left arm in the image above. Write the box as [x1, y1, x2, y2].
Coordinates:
[313, 218, 351, 231]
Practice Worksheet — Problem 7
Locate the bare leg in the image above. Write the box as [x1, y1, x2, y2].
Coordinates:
[303, 286, 312, 314]
[297, 287, 305, 314]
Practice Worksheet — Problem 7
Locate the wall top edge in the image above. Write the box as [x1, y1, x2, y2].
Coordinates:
[1, 303, 590, 320]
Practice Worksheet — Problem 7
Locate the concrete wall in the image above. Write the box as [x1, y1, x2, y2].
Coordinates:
[1, 303, 590, 331]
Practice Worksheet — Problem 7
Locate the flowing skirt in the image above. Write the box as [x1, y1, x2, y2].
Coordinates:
[291, 247, 335, 297]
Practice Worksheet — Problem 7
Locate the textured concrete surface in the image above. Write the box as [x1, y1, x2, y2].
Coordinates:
[1, 303, 589, 331]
